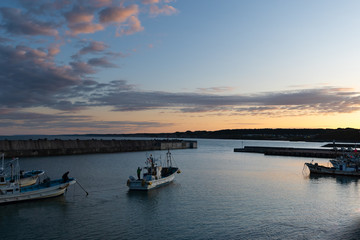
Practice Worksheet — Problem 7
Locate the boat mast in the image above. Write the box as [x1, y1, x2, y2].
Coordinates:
[166, 149, 172, 167]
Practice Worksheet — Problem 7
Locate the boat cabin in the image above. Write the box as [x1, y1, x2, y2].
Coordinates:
[143, 166, 162, 180]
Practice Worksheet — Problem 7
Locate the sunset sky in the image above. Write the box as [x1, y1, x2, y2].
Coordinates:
[1, 0, 360, 135]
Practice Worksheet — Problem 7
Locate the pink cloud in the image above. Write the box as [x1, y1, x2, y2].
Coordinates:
[66, 22, 104, 35]
[65, 11, 94, 24]
[142, 0, 160, 4]
[99, 5, 139, 24]
[90, 0, 113, 7]
[48, 45, 61, 56]
[116, 16, 144, 36]
[78, 41, 107, 55]
[150, 5, 178, 16]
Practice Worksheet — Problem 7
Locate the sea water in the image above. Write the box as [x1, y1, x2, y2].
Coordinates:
[0, 138, 360, 240]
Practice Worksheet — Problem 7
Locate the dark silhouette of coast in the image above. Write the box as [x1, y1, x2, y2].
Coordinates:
[83, 128, 360, 143]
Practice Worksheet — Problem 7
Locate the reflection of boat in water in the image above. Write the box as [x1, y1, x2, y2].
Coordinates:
[308, 173, 359, 185]
[0, 158, 76, 204]
[127, 150, 181, 191]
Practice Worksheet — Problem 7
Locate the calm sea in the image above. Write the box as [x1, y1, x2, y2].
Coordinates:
[1, 138, 360, 240]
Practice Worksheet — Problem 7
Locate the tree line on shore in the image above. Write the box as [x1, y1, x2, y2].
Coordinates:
[85, 128, 360, 143]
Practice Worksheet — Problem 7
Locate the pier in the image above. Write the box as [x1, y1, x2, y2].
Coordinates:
[234, 146, 350, 158]
[0, 139, 197, 157]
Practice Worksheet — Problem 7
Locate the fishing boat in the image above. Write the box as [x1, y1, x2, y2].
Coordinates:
[305, 148, 360, 176]
[0, 158, 76, 204]
[19, 170, 45, 187]
[127, 150, 181, 190]
[1, 154, 45, 187]
[305, 162, 360, 177]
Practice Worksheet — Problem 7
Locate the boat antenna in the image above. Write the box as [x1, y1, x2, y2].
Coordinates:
[0, 153, 4, 172]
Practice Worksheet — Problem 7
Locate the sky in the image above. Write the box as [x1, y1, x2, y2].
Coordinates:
[0, 0, 360, 135]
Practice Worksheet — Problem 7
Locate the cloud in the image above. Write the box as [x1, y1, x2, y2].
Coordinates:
[88, 56, 117, 68]
[89, 85, 360, 116]
[64, 6, 94, 24]
[63, 4, 105, 35]
[0, 109, 173, 134]
[0, 44, 84, 111]
[197, 87, 236, 93]
[149, 5, 178, 16]
[99, 5, 139, 24]
[66, 22, 104, 35]
[48, 44, 61, 56]
[116, 15, 144, 36]
[0, 7, 59, 36]
[0, 41, 359, 117]
[18, 0, 72, 14]
[70, 61, 96, 75]
[142, 0, 160, 4]
[98, 4, 144, 36]
[78, 41, 107, 55]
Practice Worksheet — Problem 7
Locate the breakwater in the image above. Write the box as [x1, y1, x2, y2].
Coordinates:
[0, 139, 197, 157]
[234, 146, 344, 158]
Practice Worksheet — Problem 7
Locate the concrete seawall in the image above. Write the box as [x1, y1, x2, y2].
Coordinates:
[0, 139, 197, 157]
[234, 146, 340, 158]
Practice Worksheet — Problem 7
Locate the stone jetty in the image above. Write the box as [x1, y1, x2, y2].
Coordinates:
[0, 139, 197, 158]
[234, 146, 345, 158]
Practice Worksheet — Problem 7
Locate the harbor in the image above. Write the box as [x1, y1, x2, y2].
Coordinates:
[2, 138, 360, 240]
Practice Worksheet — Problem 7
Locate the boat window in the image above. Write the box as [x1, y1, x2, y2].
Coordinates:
[0, 177, 4, 182]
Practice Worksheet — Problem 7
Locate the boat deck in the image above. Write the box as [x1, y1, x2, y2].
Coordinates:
[20, 178, 75, 193]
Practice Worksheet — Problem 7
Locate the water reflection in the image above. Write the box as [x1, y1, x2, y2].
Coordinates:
[308, 174, 360, 185]
[126, 181, 176, 200]
[332, 217, 360, 240]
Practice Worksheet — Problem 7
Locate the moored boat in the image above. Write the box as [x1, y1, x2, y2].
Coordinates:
[1, 154, 45, 187]
[0, 157, 76, 204]
[305, 148, 360, 176]
[127, 150, 181, 190]
[305, 160, 360, 176]
[0, 176, 76, 204]
[19, 170, 45, 187]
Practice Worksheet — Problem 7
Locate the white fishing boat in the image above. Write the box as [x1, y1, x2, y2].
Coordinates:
[19, 170, 45, 187]
[127, 150, 181, 190]
[1, 154, 45, 187]
[305, 162, 360, 176]
[0, 158, 76, 204]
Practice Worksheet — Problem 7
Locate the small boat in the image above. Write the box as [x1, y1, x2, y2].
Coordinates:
[127, 150, 181, 190]
[1, 154, 45, 187]
[0, 158, 76, 204]
[19, 170, 45, 187]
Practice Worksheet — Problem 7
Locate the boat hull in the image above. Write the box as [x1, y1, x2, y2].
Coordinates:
[0, 178, 76, 204]
[128, 168, 178, 191]
[305, 163, 360, 176]
[19, 170, 45, 187]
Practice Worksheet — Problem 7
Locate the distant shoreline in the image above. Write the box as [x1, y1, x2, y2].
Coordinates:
[1, 128, 359, 143]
